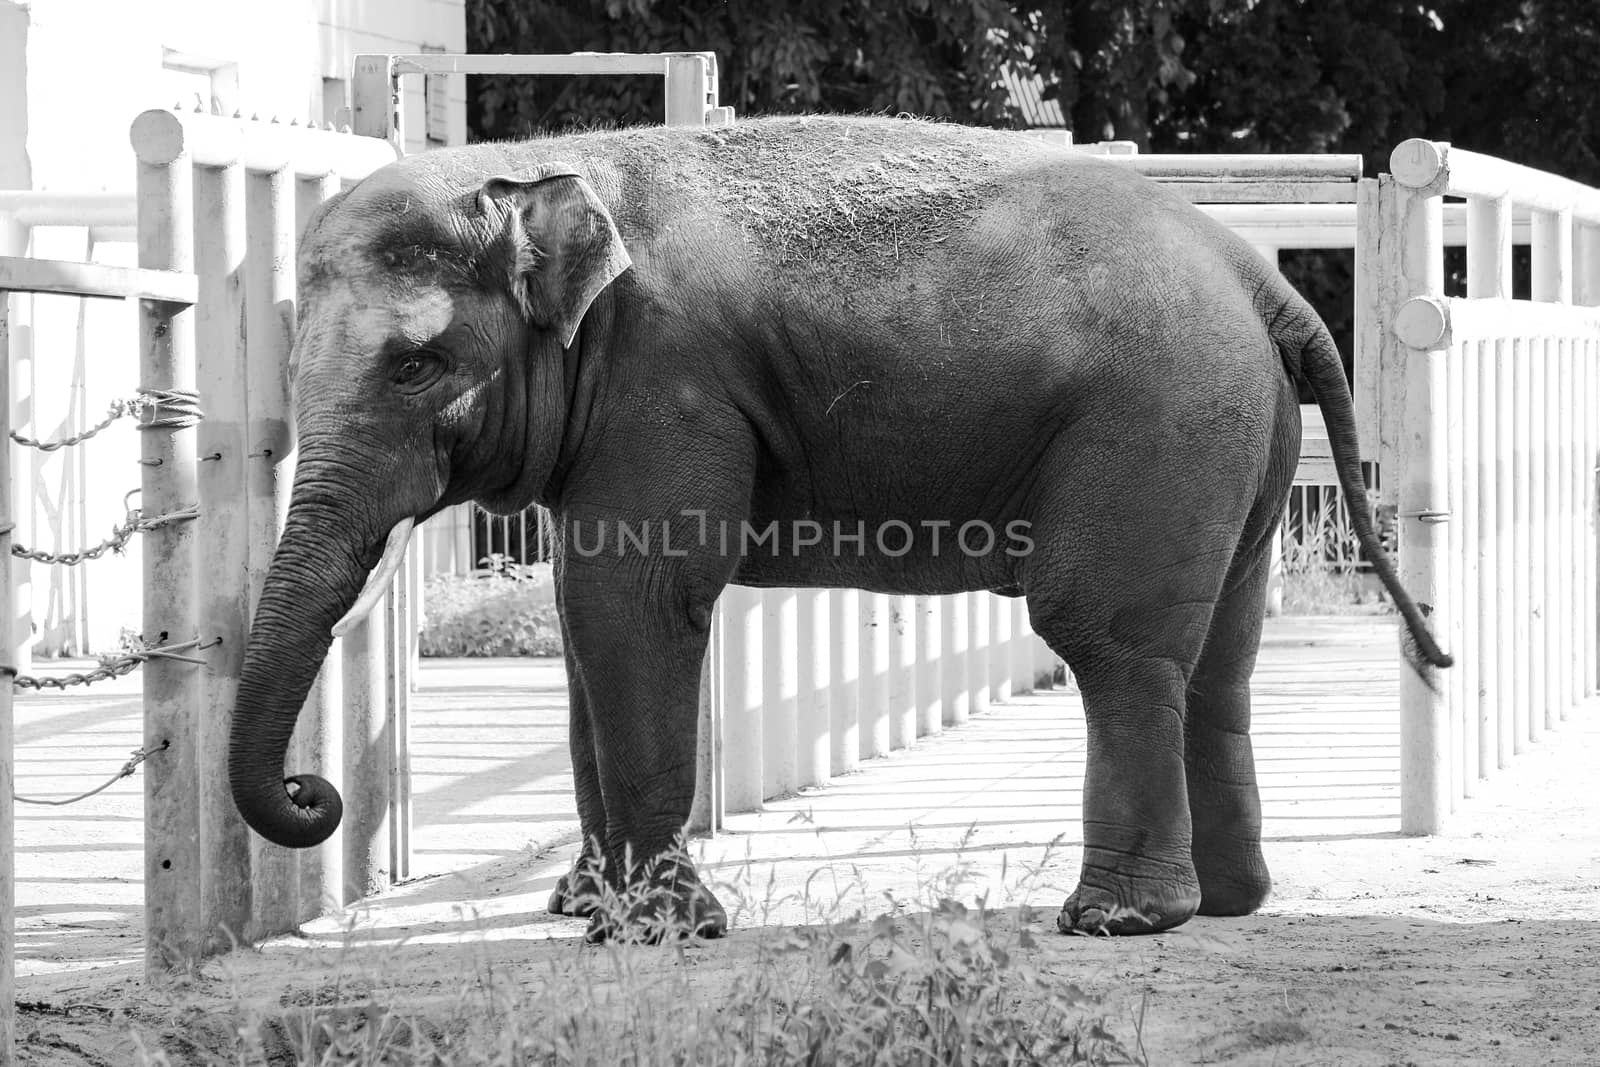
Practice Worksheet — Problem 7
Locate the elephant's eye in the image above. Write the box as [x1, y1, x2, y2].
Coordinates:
[391, 350, 444, 392]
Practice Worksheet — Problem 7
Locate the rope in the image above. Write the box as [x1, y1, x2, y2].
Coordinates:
[13, 742, 166, 806]
[135, 387, 203, 432]
[4, 637, 207, 690]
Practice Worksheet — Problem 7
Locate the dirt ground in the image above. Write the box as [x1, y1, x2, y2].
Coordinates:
[10, 617, 1600, 1065]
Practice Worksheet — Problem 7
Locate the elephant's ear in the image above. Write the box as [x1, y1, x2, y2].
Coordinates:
[477, 164, 632, 349]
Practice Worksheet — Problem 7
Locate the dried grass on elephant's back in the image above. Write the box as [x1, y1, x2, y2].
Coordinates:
[694, 119, 1041, 276]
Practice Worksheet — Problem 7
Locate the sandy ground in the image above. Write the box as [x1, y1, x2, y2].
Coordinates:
[9, 617, 1600, 1065]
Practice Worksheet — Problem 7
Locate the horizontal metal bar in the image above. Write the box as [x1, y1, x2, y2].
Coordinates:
[0, 192, 135, 227]
[1100, 154, 1363, 181]
[1201, 203, 1534, 250]
[1399, 294, 1600, 350]
[129, 108, 398, 180]
[1390, 139, 1600, 225]
[1441, 296, 1600, 344]
[390, 51, 716, 79]
[0, 255, 196, 304]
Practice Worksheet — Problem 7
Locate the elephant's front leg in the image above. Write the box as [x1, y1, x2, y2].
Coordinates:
[547, 628, 608, 918]
[558, 530, 730, 942]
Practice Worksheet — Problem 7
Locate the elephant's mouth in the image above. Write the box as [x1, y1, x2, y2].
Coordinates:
[331, 516, 415, 637]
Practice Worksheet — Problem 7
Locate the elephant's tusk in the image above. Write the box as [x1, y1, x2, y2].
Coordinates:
[331, 517, 415, 638]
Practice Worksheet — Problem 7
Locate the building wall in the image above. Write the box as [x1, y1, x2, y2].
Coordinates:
[1, 0, 465, 658]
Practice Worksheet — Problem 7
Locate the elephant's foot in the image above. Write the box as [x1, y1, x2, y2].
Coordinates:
[1056, 856, 1201, 936]
[583, 845, 727, 944]
[547, 850, 605, 918]
[1193, 836, 1271, 917]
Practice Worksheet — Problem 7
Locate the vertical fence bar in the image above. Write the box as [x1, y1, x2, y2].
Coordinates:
[663, 55, 708, 127]
[941, 593, 970, 726]
[1576, 225, 1600, 700]
[243, 164, 301, 935]
[292, 173, 343, 920]
[387, 577, 411, 881]
[1532, 210, 1569, 735]
[1558, 337, 1576, 721]
[1391, 166, 1449, 833]
[989, 594, 1012, 704]
[1527, 339, 1547, 746]
[1512, 337, 1533, 753]
[859, 593, 891, 759]
[341, 619, 390, 901]
[1, 291, 16, 1060]
[688, 616, 719, 834]
[1459, 342, 1478, 799]
[761, 589, 797, 799]
[1009, 598, 1033, 695]
[914, 596, 942, 737]
[721, 586, 763, 811]
[1466, 195, 1509, 783]
[1540, 336, 1562, 732]
[888, 595, 917, 749]
[828, 589, 859, 776]
[1472, 337, 1498, 780]
[795, 589, 830, 788]
[1494, 338, 1515, 767]
[969, 593, 991, 713]
[192, 158, 253, 949]
[134, 117, 204, 973]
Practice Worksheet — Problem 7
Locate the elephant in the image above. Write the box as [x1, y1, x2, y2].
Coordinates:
[226, 114, 1450, 942]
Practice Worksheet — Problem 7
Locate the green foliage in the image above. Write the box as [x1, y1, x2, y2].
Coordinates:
[418, 558, 562, 658]
[127, 842, 1138, 1065]
[1279, 492, 1391, 616]
[468, 0, 1033, 140]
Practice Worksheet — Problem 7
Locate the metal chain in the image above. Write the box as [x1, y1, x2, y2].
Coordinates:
[9, 397, 146, 452]
[13, 742, 166, 806]
[4, 637, 206, 691]
[10, 495, 198, 566]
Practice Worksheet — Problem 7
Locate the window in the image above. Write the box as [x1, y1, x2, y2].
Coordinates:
[160, 49, 239, 115]
[322, 78, 349, 130]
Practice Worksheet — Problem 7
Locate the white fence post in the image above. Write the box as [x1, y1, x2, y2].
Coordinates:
[968, 593, 991, 713]
[828, 589, 860, 776]
[941, 593, 971, 726]
[796, 589, 831, 788]
[914, 596, 942, 737]
[132, 112, 205, 974]
[192, 153, 254, 949]
[1387, 142, 1452, 834]
[889, 595, 917, 749]
[721, 586, 764, 811]
[762, 589, 798, 799]
[0, 285, 15, 1060]
[859, 593, 891, 759]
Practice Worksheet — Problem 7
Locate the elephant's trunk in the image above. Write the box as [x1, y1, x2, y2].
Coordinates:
[227, 503, 382, 848]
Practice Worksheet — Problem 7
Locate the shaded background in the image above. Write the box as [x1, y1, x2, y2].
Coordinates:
[464, 0, 1598, 387]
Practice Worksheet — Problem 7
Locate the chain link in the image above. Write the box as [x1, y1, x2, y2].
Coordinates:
[9, 398, 146, 453]
[5, 637, 206, 691]
[10, 499, 198, 566]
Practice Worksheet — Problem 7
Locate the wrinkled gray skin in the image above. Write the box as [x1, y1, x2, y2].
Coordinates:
[227, 115, 1450, 942]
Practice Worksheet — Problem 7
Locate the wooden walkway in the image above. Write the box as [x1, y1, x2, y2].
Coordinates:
[6, 614, 1561, 974]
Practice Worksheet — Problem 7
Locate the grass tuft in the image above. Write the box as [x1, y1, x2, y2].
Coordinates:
[120, 841, 1140, 1066]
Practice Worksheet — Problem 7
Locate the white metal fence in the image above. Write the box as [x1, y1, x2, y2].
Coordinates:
[1375, 139, 1600, 832]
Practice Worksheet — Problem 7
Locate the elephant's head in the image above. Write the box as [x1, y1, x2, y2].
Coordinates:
[228, 159, 632, 848]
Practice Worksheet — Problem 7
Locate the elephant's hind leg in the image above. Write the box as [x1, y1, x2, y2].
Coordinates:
[1022, 444, 1241, 936]
[1184, 508, 1279, 916]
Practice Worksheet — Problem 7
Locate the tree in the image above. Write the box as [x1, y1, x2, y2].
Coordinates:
[467, 1, 1034, 141]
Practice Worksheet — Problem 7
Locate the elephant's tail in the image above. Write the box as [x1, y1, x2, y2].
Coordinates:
[1265, 275, 1454, 670]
